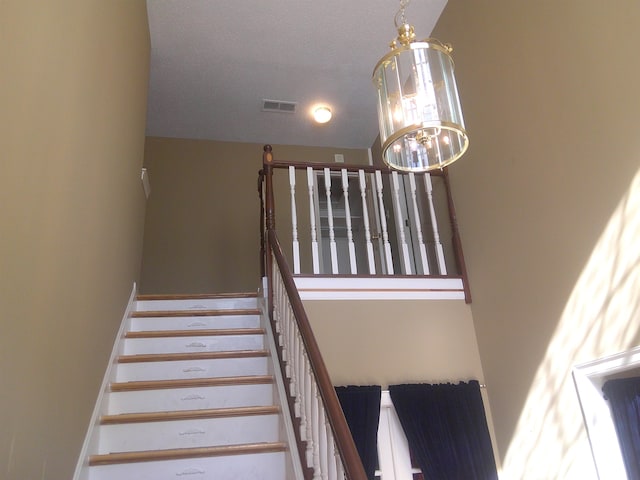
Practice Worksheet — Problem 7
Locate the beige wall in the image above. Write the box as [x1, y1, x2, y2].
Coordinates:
[140, 137, 369, 293]
[433, 1, 640, 478]
[0, 2, 149, 478]
[304, 299, 483, 387]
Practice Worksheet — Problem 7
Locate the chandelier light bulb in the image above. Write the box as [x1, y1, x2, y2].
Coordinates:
[393, 106, 403, 123]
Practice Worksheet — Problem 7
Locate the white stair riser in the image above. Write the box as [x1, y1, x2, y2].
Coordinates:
[115, 357, 269, 382]
[130, 314, 260, 332]
[88, 451, 287, 480]
[106, 384, 275, 415]
[122, 335, 264, 355]
[136, 297, 258, 311]
[98, 414, 280, 453]
[79, 294, 303, 480]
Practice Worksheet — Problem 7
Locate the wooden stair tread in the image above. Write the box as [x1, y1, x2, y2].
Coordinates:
[89, 441, 287, 466]
[101, 405, 281, 425]
[125, 327, 264, 339]
[137, 292, 258, 301]
[110, 375, 274, 392]
[118, 349, 269, 363]
[132, 308, 261, 318]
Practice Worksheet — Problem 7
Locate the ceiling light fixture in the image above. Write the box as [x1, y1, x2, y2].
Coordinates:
[313, 106, 332, 124]
[373, 0, 468, 171]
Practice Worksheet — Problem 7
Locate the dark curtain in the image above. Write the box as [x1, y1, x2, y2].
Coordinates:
[602, 377, 640, 480]
[335, 385, 381, 480]
[389, 381, 498, 480]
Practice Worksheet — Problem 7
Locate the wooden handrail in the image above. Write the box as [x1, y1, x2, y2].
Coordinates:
[443, 167, 472, 303]
[268, 229, 367, 480]
[269, 159, 445, 177]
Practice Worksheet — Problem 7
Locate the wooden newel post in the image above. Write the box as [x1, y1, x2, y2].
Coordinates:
[443, 167, 472, 304]
[263, 145, 276, 315]
[263, 145, 275, 231]
[258, 169, 265, 278]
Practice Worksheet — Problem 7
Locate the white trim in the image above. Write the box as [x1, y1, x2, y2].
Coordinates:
[73, 282, 138, 480]
[294, 276, 465, 301]
[377, 391, 421, 480]
[572, 347, 640, 480]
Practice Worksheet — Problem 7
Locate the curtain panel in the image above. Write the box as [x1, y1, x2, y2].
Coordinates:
[389, 381, 498, 480]
[335, 385, 382, 480]
[602, 376, 640, 480]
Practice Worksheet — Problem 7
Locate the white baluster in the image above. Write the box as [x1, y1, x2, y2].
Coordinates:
[311, 381, 322, 480]
[341, 169, 357, 274]
[280, 274, 288, 351]
[323, 168, 339, 274]
[336, 457, 345, 480]
[409, 173, 430, 274]
[391, 171, 412, 274]
[305, 360, 315, 469]
[296, 337, 307, 440]
[424, 173, 447, 274]
[281, 283, 289, 365]
[319, 408, 329, 480]
[273, 268, 284, 352]
[287, 307, 300, 418]
[375, 171, 394, 274]
[358, 170, 376, 274]
[282, 299, 289, 370]
[307, 167, 320, 273]
[327, 438, 338, 480]
[289, 166, 301, 274]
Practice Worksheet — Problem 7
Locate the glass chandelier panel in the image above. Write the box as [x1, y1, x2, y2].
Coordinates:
[374, 28, 468, 171]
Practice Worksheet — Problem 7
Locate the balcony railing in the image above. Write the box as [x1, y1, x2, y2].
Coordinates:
[259, 145, 470, 303]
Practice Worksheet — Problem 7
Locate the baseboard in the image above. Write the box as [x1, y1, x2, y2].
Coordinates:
[72, 282, 138, 480]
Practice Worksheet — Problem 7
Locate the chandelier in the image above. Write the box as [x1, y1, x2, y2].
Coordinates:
[373, 0, 468, 171]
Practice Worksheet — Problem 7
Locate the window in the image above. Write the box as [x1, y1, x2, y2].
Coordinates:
[572, 348, 640, 478]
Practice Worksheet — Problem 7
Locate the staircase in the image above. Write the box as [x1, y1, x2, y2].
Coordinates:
[78, 292, 302, 480]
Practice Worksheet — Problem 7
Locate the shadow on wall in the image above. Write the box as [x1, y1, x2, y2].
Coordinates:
[500, 166, 640, 479]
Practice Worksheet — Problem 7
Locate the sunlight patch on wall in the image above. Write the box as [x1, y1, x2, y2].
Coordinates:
[500, 167, 640, 480]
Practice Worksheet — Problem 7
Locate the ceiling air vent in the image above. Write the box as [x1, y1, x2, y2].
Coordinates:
[262, 99, 297, 114]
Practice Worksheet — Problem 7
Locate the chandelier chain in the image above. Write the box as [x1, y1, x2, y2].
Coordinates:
[394, 0, 411, 28]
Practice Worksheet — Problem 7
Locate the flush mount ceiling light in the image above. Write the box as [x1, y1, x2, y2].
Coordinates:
[313, 106, 332, 124]
[373, 0, 468, 172]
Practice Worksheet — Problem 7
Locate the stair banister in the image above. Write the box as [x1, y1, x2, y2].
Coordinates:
[262, 145, 368, 480]
[268, 230, 367, 480]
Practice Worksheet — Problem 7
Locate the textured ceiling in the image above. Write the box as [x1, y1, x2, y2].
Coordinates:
[145, 0, 447, 149]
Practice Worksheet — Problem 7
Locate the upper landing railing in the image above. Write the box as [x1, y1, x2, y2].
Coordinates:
[259, 145, 471, 303]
